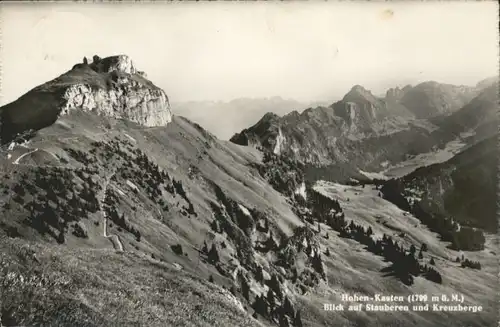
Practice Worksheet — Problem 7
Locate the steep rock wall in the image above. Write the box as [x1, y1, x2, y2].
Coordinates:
[0, 54, 172, 143]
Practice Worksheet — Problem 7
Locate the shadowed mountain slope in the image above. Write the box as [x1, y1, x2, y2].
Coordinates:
[400, 134, 498, 233]
[399, 82, 477, 119]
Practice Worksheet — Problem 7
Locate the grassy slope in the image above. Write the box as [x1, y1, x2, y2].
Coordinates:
[1, 109, 496, 327]
[0, 238, 262, 327]
[0, 112, 300, 327]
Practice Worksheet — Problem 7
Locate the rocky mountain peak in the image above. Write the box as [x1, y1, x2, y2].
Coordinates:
[1, 54, 172, 143]
[343, 85, 378, 102]
[91, 54, 136, 75]
[350, 84, 367, 91]
[260, 111, 281, 122]
[385, 86, 409, 101]
[331, 85, 388, 130]
[384, 85, 415, 105]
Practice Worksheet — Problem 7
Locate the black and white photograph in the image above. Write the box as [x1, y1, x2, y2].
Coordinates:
[0, 2, 498, 327]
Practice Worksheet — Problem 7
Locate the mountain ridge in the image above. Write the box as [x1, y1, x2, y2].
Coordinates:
[399, 81, 479, 119]
[230, 78, 497, 177]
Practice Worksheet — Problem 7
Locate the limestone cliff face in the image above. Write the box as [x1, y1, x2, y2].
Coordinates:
[61, 55, 172, 127]
[60, 78, 172, 127]
[0, 54, 172, 143]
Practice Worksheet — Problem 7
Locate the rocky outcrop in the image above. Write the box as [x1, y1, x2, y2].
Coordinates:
[385, 85, 412, 102]
[60, 80, 171, 127]
[333, 85, 388, 130]
[89, 54, 137, 74]
[61, 55, 172, 126]
[0, 54, 172, 143]
[230, 112, 282, 148]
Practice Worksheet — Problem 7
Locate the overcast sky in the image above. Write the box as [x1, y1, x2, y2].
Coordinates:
[0, 1, 498, 105]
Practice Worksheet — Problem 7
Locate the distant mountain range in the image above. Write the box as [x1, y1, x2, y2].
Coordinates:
[230, 77, 498, 179]
[171, 97, 331, 140]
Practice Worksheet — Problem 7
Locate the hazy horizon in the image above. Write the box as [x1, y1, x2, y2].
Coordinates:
[0, 1, 498, 106]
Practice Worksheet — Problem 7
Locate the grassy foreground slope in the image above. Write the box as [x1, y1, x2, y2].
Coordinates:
[0, 238, 264, 327]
